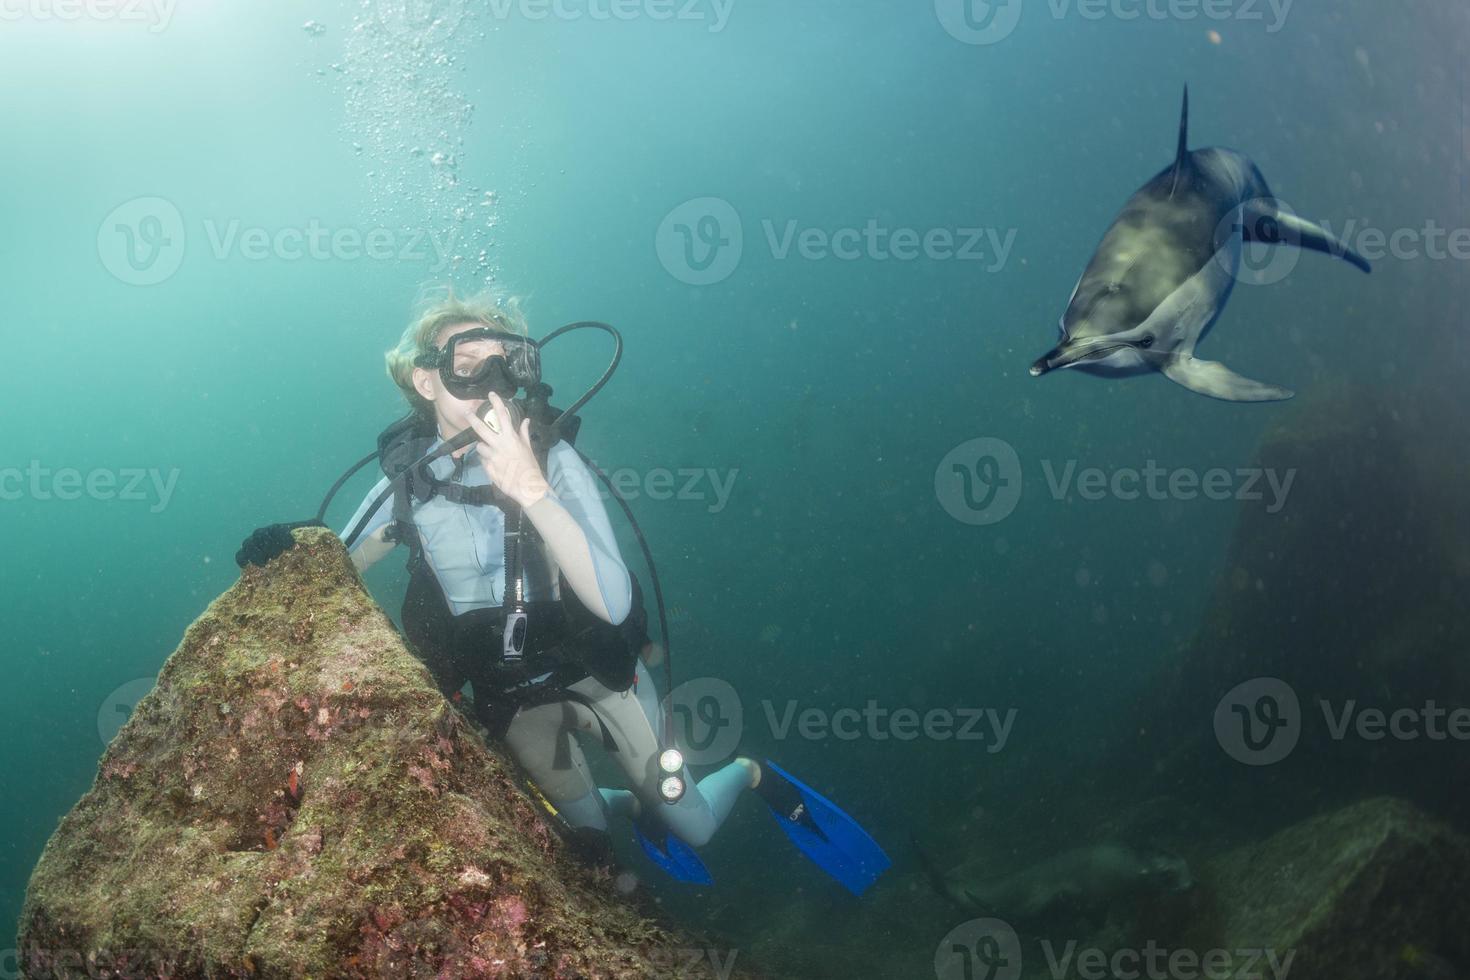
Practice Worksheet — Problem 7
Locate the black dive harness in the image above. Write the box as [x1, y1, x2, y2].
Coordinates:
[316, 322, 688, 801]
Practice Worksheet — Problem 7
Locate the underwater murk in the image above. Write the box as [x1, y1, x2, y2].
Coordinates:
[3, 1, 1468, 978]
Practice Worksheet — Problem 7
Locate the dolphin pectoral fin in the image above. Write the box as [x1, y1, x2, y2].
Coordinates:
[1158, 354, 1294, 402]
[1242, 200, 1372, 273]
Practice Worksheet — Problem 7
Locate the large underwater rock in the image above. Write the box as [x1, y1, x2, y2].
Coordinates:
[18, 528, 725, 979]
[1183, 796, 1470, 980]
[911, 797, 1469, 980]
[1131, 382, 1470, 829]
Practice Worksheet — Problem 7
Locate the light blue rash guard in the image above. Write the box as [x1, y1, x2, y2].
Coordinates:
[340, 438, 632, 623]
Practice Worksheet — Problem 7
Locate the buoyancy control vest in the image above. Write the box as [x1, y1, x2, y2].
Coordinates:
[374, 387, 646, 730]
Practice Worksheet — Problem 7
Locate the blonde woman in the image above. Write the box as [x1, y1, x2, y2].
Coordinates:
[236, 295, 888, 893]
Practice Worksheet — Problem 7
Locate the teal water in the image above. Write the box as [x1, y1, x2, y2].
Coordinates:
[3, 1, 1466, 975]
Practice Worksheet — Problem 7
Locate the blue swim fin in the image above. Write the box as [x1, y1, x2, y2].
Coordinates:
[756, 760, 890, 896]
[634, 822, 714, 885]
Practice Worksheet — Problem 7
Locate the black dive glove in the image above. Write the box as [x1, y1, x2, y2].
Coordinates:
[235, 520, 327, 568]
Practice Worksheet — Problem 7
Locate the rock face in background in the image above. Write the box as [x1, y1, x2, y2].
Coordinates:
[18, 529, 716, 979]
[911, 797, 1469, 980]
[903, 384, 1470, 980]
[1181, 797, 1470, 980]
[1131, 383, 1470, 831]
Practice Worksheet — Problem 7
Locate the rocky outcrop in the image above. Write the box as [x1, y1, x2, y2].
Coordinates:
[1181, 797, 1470, 980]
[1127, 383, 1470, 830]
[915, 797, 1468, 980]
[18, 528, 726, 979]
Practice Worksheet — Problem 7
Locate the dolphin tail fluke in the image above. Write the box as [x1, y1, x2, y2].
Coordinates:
[1169, 85, 1190, 199]
[1159, 354, 1294, 402]
[911, 834, 969, 910]
[1242, 199, 1372, 273]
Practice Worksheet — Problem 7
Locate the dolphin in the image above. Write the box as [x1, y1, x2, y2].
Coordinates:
[1030, 87, 1371, 402]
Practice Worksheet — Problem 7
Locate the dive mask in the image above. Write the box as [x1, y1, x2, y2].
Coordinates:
[415, 327, 542, 400]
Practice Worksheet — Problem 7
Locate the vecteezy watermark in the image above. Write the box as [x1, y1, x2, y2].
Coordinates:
[666, 676, 744, 765]
[664, 677, 1016, 762]
[1219, 200, 1470, 286]
[935, 438, 1295, 526]
[97, 196, 458, 286]
[655, 197, 1016, 285]
[764, 701, 1017, 752]
[1037, 939, 1296, 980]
[1215, 678, 1301, 766]
[1216, 677, 1470, 765]
[933, 0, 1293, 47]
[1, 462, 180, 513]
[1038, 460, 1295, 513]
[99, 677, 156, 746]
[935, 438, 1024, 526]
[641, 945, 741, 980]
[483, 0, 734, 32]
[656, 197, 744, 286]
[568, 464, 739, 514]
[935, 918, 1023, 980]
[933, 920, 1296, 980]
[762, 219, 1014, 269]
[0, 0, 178, 32]
[593, 942, 738, 978]
[97, 197, 186, 286]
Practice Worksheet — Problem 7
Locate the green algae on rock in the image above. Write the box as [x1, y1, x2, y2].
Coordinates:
[17, 528, 721, 978]
[1182, 797, 1470, 980]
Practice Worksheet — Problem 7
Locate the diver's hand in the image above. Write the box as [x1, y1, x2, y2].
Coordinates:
[467, 392, 550, 508]
[235, 520, 326, 568]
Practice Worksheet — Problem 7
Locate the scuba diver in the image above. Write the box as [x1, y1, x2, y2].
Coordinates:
[235, 295, 888, 895]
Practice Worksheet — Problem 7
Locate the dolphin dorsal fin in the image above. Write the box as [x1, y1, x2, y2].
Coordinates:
[1169, 85, 1190, 200]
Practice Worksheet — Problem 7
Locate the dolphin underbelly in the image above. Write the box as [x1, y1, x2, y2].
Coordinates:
[1072, 345, 1152, 378]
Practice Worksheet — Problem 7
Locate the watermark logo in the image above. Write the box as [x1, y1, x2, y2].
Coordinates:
[935, 0, 1294, 44]
[764, 701, 1016, 751]
[1214, 677, 1301, 766]
[936, 437, 1296, 525]
[375, 0, 467, 41]
[0, 462, 181, 513]
[936, 437, 1024, 526]
[482, 0, 734, 31]
[1040, 940, 1296, 979]
[934, 0, 1024, 46]
[935, 918, 1023, 980]
[567, 464, 740, 515]
[0, 0, 178, 32]
[1217, 678, 1470, 764]
[656, 197, 743, 285]
[1216, 198, 1304, 287]
[657, 197, 1016, 284]
[1220, 200, 1470, 285]
[666, 676, 743, 764]
[1321, 700, 1470, 744]
[98, 677, 155, 745]
[98, 197, 186, 286]
[97, 196, 462, 286]
[763, 219, 1013, 267]
[643, 945, 740, 979]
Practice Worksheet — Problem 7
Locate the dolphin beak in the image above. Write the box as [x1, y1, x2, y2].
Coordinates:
[1029, 349, 1060, 377]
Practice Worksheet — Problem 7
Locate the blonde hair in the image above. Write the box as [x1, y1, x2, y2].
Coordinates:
[386, 289, 530, 418]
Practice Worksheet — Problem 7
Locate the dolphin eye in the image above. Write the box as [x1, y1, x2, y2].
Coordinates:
[1139, 335, 1154, 348]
